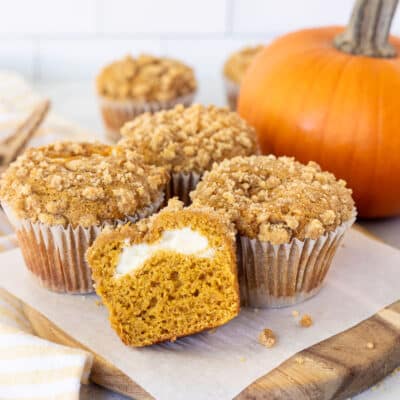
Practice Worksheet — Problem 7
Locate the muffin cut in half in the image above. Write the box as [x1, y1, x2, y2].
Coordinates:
[86, 200, 240, 347]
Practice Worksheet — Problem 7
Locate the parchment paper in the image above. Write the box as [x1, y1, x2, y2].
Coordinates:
[1, 228, 399, 400]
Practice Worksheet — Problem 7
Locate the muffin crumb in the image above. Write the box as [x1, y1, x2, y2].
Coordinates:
[300, 314, 313, 328]
[366, 342, 375, 349]
[0, 142, 168, 227]
[120, 104, 259, 174]
[258, 328, 277, 348]
[191, 155, 355, 244]
[292, 310, 299, 318]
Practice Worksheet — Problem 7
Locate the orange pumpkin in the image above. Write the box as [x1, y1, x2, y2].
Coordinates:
[238, 0, 400, 218]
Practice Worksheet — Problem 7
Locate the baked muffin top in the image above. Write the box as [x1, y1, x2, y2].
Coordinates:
[191, 155, 355, 244]
[96, 54, 196, 101]
[120, 104, 259, 174]
[223, 45, 263, 84]
[0, 142, 168, 227]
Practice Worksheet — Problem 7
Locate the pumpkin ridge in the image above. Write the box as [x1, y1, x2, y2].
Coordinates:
[290, 51, 347, 159]
[317, 56, 355, 170]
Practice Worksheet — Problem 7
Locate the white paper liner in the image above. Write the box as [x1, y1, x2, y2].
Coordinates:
[223, 77, 240, 111]
[165, 171, 202, 205]
[98, 92, 196, 142]
[237, 215, 356, 308]
[2, 194, 164, 294]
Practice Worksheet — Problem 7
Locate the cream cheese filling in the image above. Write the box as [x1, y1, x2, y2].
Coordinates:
[115, 227, 215, 277]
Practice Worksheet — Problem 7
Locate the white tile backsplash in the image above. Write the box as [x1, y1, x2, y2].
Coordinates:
[100, 0, 227, 34]
[0, 0, 96, 35]
[0, 40, 36, 78]
[232, 0, 354, 33]
[1, 0, 400, 82]
[38, 39, 162, 80]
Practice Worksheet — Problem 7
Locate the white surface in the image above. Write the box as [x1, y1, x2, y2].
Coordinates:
[1, 229, 399, 400]
[116, 228, 214, 276]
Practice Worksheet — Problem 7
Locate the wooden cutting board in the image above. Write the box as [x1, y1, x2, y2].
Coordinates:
[2, 226, 400, 400]
[10, 294, 400, 400]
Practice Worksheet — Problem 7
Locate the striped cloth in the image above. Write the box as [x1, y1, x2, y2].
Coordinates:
[0, 71, 94, 399]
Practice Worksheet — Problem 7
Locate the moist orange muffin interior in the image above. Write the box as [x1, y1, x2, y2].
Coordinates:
[87, 200, 240, 347]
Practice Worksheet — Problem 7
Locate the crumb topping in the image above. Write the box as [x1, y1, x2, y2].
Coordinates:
[96, 54, 197, 101]
[191, 155, 355, 244]
[120, 104, 259, 173]
[0, 142, 168, 227]
[258, 328, 276, 348]
[223, 45, 263, 84]
[299, 314, 313, 328]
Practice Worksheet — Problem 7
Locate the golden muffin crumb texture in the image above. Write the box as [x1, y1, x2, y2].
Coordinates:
[0, 142, 168, 227]
[191, 155, 355, 244]
[96, 54, 197, 101]
[223, 45, 264, 84]
[120, 104, 259, 173]
[86, 199, 240, 347]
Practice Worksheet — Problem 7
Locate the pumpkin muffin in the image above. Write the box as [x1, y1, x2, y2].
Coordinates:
[120, 104, 259, 204]
[96, 54, 197, 141]
[86, 199, 240, 347]
[191, 155, 356, 307]
[0, 142, 168, 293]
[223, 45, 263, 110]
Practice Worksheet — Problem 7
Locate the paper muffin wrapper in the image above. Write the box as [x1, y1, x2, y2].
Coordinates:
[237, 215, 356, 308]
[98, 92, 196, 142]
[223, 77, 240, 111]
[2, 194, 164, 294]
[165, 171, 202, 206]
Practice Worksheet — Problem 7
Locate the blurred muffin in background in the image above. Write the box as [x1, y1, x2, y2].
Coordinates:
[96, 54, 197, 141]
[223, 45, 263, 110]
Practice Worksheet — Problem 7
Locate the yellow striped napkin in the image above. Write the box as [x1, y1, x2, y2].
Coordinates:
[0, 289, 93, 400]
[0, 71, 94, 399]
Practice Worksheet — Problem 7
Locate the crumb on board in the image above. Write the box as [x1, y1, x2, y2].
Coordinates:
[366, 342, 375, 349]
[239, 357, 246, 362]
[291, 310, 299, 318]
[95, 300, 103, 307]
[258, 328, 277, 348]
[295, 357, 305, 365]
[300, 314, 313, 328]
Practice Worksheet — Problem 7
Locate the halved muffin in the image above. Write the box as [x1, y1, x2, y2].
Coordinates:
[86, 200, 240, 347]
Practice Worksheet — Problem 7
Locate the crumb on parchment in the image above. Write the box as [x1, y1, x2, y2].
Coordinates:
[300, 314, 313, 328]
[258, 328, 277, 348]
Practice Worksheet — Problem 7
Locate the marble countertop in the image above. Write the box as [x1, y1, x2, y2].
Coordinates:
[34, 80, 400, 400]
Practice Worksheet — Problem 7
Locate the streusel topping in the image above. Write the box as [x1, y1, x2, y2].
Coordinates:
[120, 104, 259, 173]
[190, 155, 355, 244]
[0, 142, 169, 227]
[223, 45, 263, 84]
[96, 54, 196, 101]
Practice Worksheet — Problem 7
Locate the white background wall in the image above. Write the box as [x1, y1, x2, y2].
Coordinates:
[1, 0, 400, 83]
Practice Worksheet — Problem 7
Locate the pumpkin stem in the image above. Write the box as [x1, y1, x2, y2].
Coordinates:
[334, 0, 398, 58]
